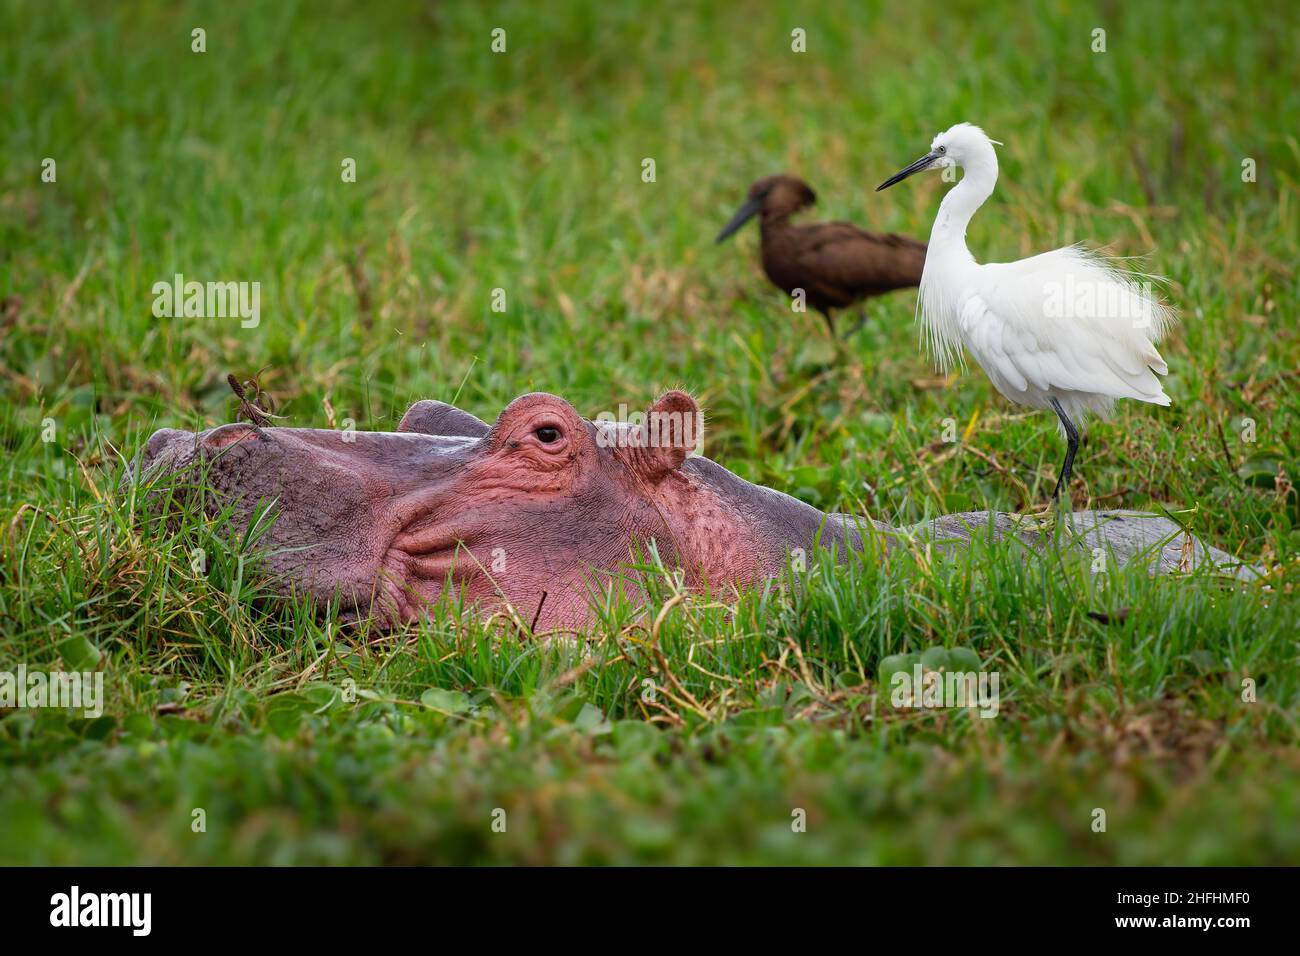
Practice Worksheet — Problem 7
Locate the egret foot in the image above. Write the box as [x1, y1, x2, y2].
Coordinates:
[1008, 506, 1057, 535]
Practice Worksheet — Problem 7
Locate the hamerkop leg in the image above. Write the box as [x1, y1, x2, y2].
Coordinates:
[842, 307, 870, 338]
[817, 309, 836, 337]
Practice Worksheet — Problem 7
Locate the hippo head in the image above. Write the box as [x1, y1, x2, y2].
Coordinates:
[137, 390, 789, 631]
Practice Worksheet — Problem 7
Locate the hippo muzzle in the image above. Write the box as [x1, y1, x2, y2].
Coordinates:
[140, 415, 488, 626]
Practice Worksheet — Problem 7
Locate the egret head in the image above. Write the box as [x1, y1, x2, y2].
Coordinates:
[876, 123, 1000, 191]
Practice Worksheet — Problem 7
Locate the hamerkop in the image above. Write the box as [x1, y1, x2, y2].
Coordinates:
[716, 174, 927, 337]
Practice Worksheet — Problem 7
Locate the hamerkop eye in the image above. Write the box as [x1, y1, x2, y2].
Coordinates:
[535, 426, 561, 444]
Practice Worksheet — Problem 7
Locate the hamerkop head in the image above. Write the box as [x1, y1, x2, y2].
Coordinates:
[715, 174, 817, 243]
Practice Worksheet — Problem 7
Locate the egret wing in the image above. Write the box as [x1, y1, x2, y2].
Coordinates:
[970, 247, 1175, 406]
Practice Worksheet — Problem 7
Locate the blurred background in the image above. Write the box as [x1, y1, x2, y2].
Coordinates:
[1, 0, 1297, 865]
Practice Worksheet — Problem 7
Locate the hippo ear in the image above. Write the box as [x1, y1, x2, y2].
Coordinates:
[627, 390, 702, 481]
[398, 400, 490, 438]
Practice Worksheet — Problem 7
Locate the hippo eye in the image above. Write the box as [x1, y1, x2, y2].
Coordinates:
[534, 426, 561, 444]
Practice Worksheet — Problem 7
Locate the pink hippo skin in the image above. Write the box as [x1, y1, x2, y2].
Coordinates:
[138, 390, 1254, 631]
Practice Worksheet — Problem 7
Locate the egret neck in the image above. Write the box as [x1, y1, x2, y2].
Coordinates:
[930, 145, 997, 251]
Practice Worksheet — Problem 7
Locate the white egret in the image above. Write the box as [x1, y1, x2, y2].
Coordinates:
[876, 123, 1176, 503]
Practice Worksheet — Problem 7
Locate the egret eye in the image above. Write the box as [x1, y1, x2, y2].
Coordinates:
[936, 145, 946, 154]
[535, 426, 561, 444]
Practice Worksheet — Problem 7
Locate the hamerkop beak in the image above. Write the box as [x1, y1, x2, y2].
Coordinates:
[715, 197, 762, 243]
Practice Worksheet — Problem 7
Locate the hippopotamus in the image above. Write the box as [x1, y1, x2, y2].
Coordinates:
[137, 390, 1253, 631]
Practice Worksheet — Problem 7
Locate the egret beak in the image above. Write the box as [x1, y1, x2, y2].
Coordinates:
[876, 151, 942, 191]
[715, 197, 762, 243]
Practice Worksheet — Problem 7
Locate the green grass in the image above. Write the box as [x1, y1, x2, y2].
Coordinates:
[1, 0, 1297, 864]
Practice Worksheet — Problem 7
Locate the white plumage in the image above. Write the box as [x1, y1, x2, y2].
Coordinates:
[877, 122, 1177, 499]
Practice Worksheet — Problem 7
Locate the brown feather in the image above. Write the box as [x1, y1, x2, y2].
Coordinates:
[728, 174, 927, 334]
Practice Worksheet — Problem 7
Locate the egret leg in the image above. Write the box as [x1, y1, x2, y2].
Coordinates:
[1048, 398, 1079, 502]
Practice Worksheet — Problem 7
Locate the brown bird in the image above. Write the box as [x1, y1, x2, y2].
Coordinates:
[716, 174, 927, 337]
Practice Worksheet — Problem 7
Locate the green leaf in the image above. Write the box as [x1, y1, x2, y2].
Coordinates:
[122, 713, 154, 739]
[79, 715, 117, 740]
[788, 465, 826, 488]
[1180, 649, 1218, 672]
[264, 694, 311, 739]
[301, 682, 342, 712]
[919, 646, 952, 673]
[612, 720, 662, 756]
[574, 702, 612, 734]
[860, 412, 893, 437]
[420, 688, 471, 714]
[878, 653, 918, 684]
[725, 707, 784, 728]
[1237, 455, 1284, 489]
[947, 647, 982, 672]
[57, 635, 101, 671]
